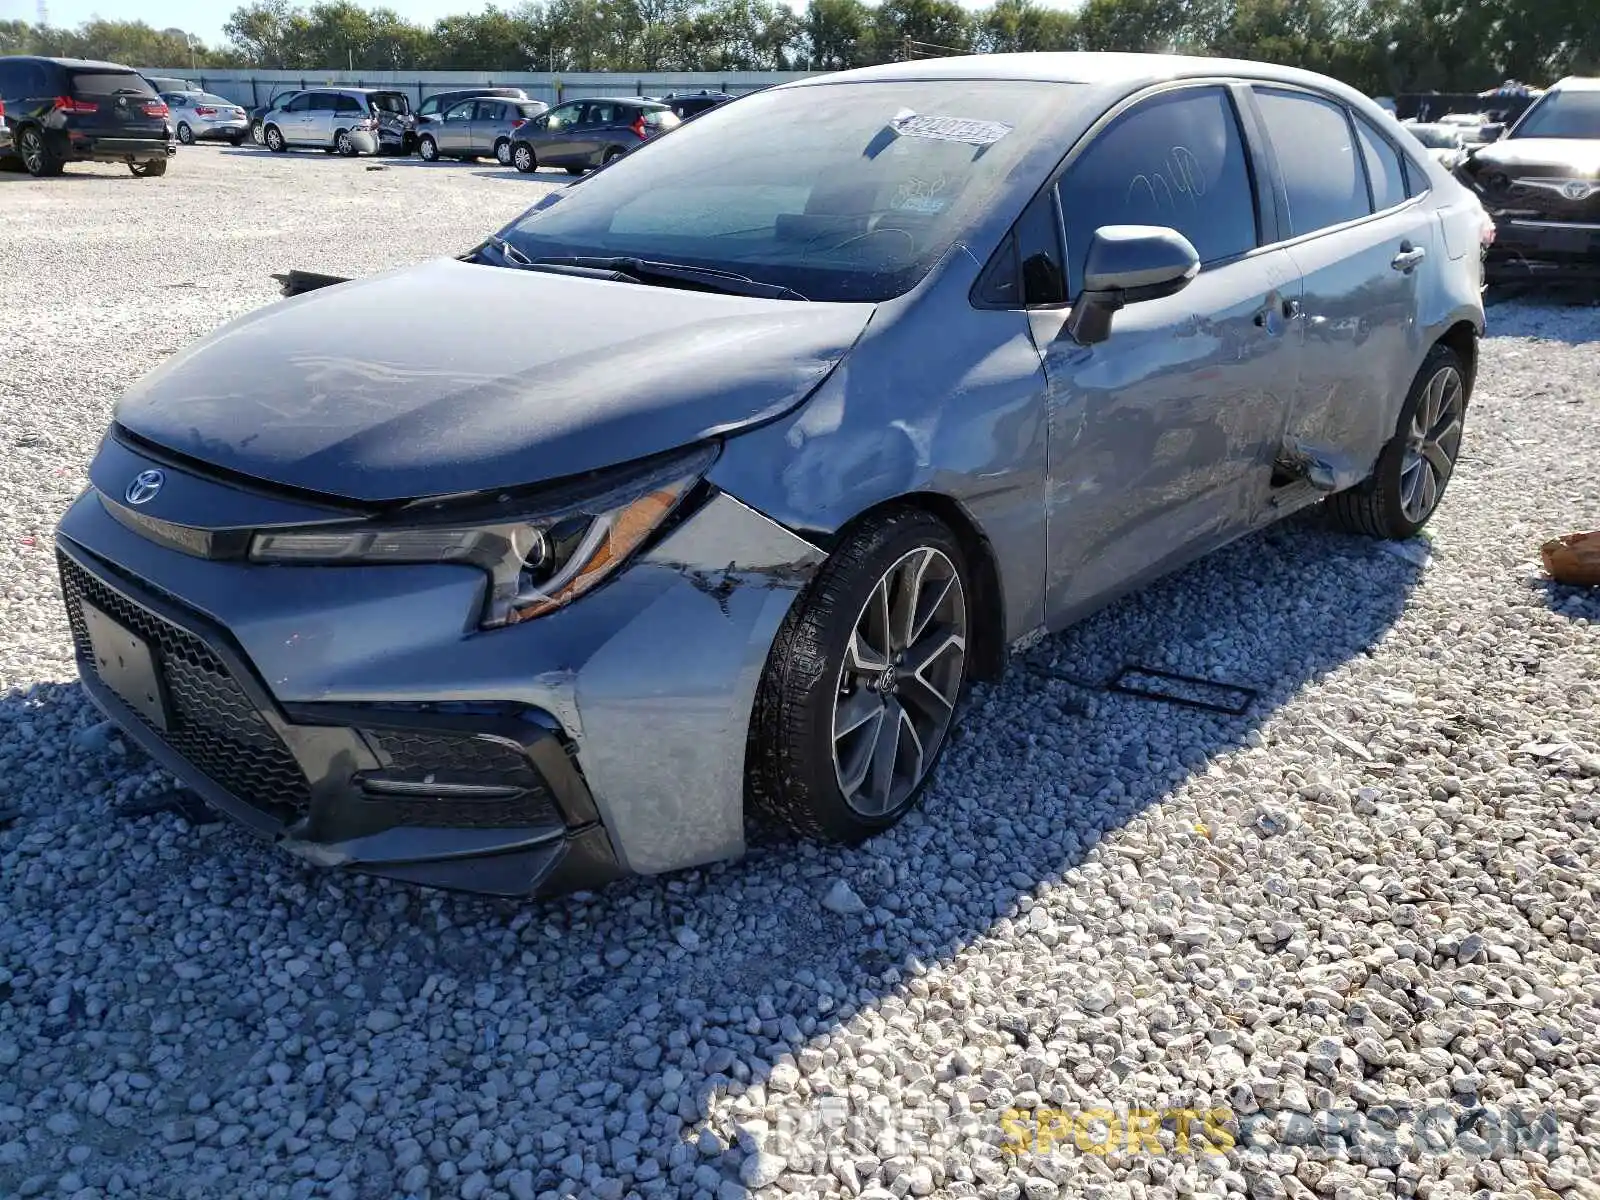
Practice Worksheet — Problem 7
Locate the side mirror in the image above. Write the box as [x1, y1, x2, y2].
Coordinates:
[1064, 225, 1200, 346]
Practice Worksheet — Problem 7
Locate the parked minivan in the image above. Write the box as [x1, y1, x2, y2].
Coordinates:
[0, 55, 174, 176]
[258, 88, 383, 156]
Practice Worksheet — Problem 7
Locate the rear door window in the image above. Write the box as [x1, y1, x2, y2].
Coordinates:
[1353, 115, 1407, 212]
[1253, 88, 1369, 236]
[285, 93, 312, 113]
[335, 94, 363, 114]
[581, 102, 619, 127]
[476, 102, 505, 122]
[1058, 85, 1258, 295]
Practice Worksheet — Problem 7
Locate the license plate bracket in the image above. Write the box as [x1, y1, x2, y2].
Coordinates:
[81, 601, 170, 731]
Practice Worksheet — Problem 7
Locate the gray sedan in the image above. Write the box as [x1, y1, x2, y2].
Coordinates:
[59, 53, 1484, 896]
[416, 97, 549, 165]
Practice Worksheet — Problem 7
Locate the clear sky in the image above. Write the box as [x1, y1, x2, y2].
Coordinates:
[2, 0, 1074, 53]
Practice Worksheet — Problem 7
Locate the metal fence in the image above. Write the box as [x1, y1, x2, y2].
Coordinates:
[137, 68, 817, 110]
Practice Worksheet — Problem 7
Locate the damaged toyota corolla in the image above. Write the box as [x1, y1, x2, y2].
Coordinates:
[58, 54, 1486, 896]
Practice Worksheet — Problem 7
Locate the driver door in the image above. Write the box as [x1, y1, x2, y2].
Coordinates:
[531, 101, 583, 165]
[436, 99, 475, 153]
[1031, 83, 1305, 623]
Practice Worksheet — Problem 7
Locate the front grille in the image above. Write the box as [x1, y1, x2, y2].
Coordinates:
[59, 552, 311, 820]
[360, 728, 561, 829]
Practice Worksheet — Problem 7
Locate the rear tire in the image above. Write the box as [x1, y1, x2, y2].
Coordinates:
[130, 159, 168, 177]
[512, 143, 535, 173]
[19, 126, 63, 177]
[264, 125, 286, 153]
[1327, 343, 1469, 540]
[418, 134, 438, 162]
[335, 129, 357, 157]
[177, 122, 194, 145]
[251, 119, 264, 144]
[494, 138, 511, 165]
[564, 165, 584, 176]
[749, 508, 971, 843]
[602, 146, 623, 164]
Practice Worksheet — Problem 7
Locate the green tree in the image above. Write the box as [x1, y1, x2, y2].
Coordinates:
[874, 0, 972, 59]
[977, 0, 1075, 54]
[804, 0, 872, 69]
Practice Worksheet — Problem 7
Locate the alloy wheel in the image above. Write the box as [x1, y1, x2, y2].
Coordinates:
[21, 129, 43, 174]
[831, 546, 966, 817]
[496, 140, 511, 165]
[337, 131, 352, 155]
[420, 137, 437, 161]
[265, 127, 283, 152]
[178, 123, 193, 144]
[1399, 365, 1464, 524]
[513, 145, 533, 172]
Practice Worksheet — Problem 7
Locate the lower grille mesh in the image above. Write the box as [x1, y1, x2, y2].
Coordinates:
[59, 552, 310, 819]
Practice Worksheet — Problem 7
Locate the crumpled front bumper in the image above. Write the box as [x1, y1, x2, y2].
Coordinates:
[1483, 211, 1600, 280]
[55, 443, 824, 895]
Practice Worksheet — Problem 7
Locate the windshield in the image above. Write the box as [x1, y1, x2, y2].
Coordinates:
[197, 93, 234, 107]
[369, 92, 409, 115]
[500, 80, 1079, 303]
[1512, 90, 1600, 140]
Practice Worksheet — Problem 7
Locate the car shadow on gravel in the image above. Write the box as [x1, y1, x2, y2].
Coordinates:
[1529, 577, 1600, 621]
[0, 510, 1430, 1192]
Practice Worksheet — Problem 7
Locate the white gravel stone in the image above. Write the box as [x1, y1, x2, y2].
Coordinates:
[2, 150, 1599, 1200]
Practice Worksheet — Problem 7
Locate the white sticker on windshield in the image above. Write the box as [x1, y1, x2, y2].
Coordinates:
[889, 112, 1013, 146]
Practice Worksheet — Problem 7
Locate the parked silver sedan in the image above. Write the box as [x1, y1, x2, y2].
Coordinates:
[162, 91, 249, 146]
[416, 97, 549, 165]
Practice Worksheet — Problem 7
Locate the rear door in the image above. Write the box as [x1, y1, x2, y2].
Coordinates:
[65, 67, 167, 143]
[570, 101, 620, 164]
[1035, 83, 1305, 620]
[470, 100, 504, 153]
[308, 92, 340, 145]
[1248, 86, 1435, 481]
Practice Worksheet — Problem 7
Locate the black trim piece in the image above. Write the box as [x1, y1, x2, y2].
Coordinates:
[1106, 666, 1258, 716]
[283, 704, 602, 829]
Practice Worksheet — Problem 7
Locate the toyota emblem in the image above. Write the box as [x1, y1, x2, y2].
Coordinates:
[1561, 180, 1596, 201]
[125, 469, 165, 506]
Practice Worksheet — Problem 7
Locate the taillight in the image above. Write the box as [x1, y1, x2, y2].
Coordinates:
[55, 96, 99, 115]
[631, 114, 647, 139]
[194, 105, 216, 116]
[0, 99, 6, 119]
[511, 118, 527, 131]
[143, 101, 169, 118]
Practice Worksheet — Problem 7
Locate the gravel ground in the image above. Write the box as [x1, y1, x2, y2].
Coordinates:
[2, 148, 1599, 1200]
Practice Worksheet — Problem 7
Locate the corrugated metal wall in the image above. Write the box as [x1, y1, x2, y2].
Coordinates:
[138, 69, 818, 109]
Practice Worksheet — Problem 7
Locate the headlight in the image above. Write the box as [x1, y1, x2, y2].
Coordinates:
[250, 444, 716, 628]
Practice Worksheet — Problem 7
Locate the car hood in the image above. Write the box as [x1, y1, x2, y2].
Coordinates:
[115, 258, 873, 503]
[1468, 138, 1600, 176]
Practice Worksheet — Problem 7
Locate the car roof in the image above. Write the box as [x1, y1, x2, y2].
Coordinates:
[786, 51, 1374, 103]
[1549, 76, 1600, 93]
[0, 56, 140, 70]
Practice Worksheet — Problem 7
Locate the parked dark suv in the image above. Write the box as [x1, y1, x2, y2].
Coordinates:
[0, 56, 173, 177]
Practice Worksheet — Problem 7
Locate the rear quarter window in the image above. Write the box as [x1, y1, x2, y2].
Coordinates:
[1254, 87, 1370, 236]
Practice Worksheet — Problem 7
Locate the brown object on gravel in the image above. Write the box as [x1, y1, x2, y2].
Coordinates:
[1542, 532, 1600, 586]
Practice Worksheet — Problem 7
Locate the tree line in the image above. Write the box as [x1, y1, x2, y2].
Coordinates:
[0, 0, 1591, 96]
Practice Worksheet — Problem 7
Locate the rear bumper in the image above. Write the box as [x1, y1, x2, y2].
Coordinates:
[1485, 214, 1600, 280]
[189, 121, 249, 141]
[55, 130, 175, 162]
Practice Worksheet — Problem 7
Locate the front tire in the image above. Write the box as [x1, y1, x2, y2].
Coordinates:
[418, 135, 438, 162]
[512, 143, 535, 173]
[251, 119, 264, 144]
[1327, 343, 1468, 540]
[177, 122, 194, 145]
[749, 508, 970, 842]
[264, 125, 286, 153]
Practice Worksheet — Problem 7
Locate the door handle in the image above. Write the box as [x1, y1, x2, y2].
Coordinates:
[1254, 297, 1303, 329]
[1282, 298, 1303, 320]
[1391, 244, 1427, 272]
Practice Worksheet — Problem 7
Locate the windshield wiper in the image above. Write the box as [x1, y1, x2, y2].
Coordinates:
[529, 255, 808, 301]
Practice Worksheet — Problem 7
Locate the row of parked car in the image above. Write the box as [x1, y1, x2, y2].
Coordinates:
[239, 83, 729, 173]
[0, 53, 734, 177]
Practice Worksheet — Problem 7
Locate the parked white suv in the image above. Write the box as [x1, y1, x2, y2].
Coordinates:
[260, 89, 379, 156]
